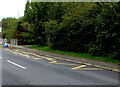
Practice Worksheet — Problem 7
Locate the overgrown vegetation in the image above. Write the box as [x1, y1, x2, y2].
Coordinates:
[1, 2, 120, 61]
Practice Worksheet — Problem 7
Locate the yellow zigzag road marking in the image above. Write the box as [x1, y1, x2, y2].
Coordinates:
[80, 68, 103, 70]
[8, 49, 49, 59]
[11, 49, 78, 66]
[10, 51, 30, 58]
[6, 49, 101, 71]
[22, 54, 29, 58]
[71, 65, 102, 70]
[5, 49, 13, 52]
[46, 58, 54, 61]
[53, 63, 77, 65]
[45, 55, 51, 56]
[15, 50, 32, 55]
[49, 61, 77, 65]
[6, 49, 52, 60]
[23, 52, 33, 55]
[13, 50, 45, 59]
[12, 49, 53, 60]
[12, 49, 86, 67]
[15, 50, 20, 51]
[32, 53, 38, 55]
[17, 53, 29, 58]
[49, 61, 57, 63]
[37, 55, 44, 58]
[34, 58, 40, 59]
[71, 65, 86, 69]
[44, 57, 48, 59]
[21, 51, 27, 53]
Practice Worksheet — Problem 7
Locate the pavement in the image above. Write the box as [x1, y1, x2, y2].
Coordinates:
[7, 45, 120, 73]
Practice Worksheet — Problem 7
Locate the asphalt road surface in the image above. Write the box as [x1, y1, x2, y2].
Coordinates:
[0, 48, 119, 86]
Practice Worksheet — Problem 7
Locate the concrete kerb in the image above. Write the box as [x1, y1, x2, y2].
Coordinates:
[10, 45, 120, 73]
[54, 57, 119, 72]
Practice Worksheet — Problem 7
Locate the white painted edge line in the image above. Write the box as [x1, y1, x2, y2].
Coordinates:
[7, 60, 27, 70]
[0, 57, 2, 58]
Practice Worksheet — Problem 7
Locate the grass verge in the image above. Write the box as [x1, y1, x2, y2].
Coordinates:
[29, 46, 120, 64]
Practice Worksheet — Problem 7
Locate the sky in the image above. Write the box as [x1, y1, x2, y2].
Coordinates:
[0, 0, 27, 32]
[0, 0, 119, 21]
[0, 0, 27, 21]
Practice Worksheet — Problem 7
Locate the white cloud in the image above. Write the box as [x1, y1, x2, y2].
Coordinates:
[0, 0, 27, 21]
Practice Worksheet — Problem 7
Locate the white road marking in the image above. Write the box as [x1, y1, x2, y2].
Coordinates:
[7, 60, 27, 70]
[0, 57, 2, 58]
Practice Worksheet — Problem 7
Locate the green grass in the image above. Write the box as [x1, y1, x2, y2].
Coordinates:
[29, 46, 120, 64]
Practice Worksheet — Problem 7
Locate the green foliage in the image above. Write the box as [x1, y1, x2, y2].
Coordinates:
[86, 2, 120, 60]
[2, 17, 18, 40]
[44, 20, 60, 45]
[29, 46, 120, 64]
[2, 2, 120, 61]
[51, 3, 96, 53]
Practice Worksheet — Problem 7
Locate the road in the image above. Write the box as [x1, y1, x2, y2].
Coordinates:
[0, 48, 119, 86]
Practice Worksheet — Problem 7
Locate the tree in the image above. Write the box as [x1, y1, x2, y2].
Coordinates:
[2, 18, 18, 40]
